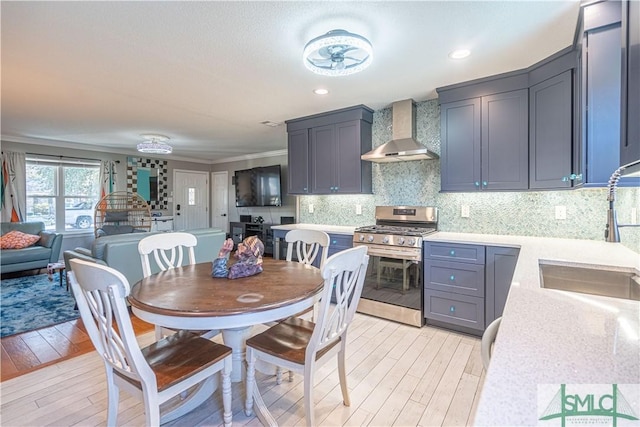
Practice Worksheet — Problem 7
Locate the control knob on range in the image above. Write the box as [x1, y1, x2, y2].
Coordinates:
[367, 235, 374, 243]
[397, 237, 405, 245]
[359, 234, 365, 242]
[382, 236, 390, 244]
[408, 238, 416, 246]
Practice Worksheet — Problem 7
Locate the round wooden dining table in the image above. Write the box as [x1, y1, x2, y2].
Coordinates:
[128, 258, 324, 383]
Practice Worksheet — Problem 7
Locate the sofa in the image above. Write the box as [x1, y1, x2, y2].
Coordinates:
[1, 222, 64, 274]
[63, 228, 226, 286]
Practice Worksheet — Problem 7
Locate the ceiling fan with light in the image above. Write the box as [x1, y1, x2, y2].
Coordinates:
[303, 29, 373, 77]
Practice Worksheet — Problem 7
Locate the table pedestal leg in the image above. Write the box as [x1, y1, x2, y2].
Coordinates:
[221, 327, 253, 383]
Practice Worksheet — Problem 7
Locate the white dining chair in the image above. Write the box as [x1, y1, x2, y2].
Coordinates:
[138, 231, 197, 277]
[273, 229, 331, 383]
[245, 246, 370, 427]
[285, 229, 330, 269]
[68, 258, 233, 427]
[481, 316, 502, 370]
[138, 232, 219, 340]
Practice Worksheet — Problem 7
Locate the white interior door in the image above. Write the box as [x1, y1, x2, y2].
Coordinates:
[173, 170, 209, 231]
[211, 171, 229, 232]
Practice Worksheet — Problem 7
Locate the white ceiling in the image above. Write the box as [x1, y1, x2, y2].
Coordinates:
[1, 1, 580, 164]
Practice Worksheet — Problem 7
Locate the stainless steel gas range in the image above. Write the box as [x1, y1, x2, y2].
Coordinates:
[353, 206, 437, 327]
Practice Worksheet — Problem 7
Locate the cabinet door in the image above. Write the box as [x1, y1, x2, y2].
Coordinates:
[584, 18, 622, 185]
[485, 246, 520, 326]
[310, 124, 336, 194]
[440, 98, 482, 192]
[621, 0, 640, 166]
[334, 121, 363, 193]
[287, 129, 310, 194]
[529, 71, 574, 189]
[481, 90, 529, 190]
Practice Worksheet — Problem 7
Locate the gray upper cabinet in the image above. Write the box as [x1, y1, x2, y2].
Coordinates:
[440, 98, 481, 192]
[285, 105, 373, 195]
[287, 129, 310, 194]
[529, 70, 574, 189]
[481, 90, 529, 191]
[439, 83, 528, 192]
[582, 1, 623, 186]
[621, 0, 640, 167]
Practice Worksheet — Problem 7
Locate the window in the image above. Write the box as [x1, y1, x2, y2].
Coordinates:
[26, 157, 100, 232]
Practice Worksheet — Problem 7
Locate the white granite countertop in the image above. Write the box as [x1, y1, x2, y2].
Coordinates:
[425, 233, 640, 426]
[270, 223, 356, 235]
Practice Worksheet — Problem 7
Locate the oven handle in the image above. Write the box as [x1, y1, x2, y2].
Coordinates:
[354, 244, 422, 261]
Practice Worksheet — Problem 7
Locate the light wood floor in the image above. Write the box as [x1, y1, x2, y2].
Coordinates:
[0, 314, 154, 382]
[0, 313, 485, 426]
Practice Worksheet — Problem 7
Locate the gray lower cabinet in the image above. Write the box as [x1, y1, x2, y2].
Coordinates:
[485, 246, 520, 326]
[439, 89, 528, 192]
[424, 242, 485, 333]
[285, 105, 373, 195]
[424, 241, 520, 334]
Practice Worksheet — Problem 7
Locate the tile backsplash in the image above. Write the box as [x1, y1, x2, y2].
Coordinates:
[299, 99, 640, 252]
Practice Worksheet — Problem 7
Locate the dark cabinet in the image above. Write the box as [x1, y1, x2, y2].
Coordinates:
[529, 70, 575, 189]
[440, 99, 481, 192]
[285, 105, 373, 195]
[621, 0, 640, 167]
[230, 222, 274, 256]
[485, 246, 520, 326]
[582, 1, 623, 185]
[439, 87, 528, 192]
[481, 90, 529, 191]
[424, 241, 519, 335]
[287, 129, 309, 194]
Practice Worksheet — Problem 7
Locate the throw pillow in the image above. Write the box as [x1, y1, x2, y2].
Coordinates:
[0, 230, 41, 249]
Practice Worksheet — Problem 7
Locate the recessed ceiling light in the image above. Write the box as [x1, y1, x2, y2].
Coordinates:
[260, 120, 282, 127]
[449, 49, 471, 60]
[313, 88, 329, 95]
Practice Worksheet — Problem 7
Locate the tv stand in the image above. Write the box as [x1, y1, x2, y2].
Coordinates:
[230, 222, 274, 256]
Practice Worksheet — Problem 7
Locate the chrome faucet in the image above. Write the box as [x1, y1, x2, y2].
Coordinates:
[605, 158, 640, 242]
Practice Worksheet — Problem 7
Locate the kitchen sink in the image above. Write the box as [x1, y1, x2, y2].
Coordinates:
[539, 262, 640, 301]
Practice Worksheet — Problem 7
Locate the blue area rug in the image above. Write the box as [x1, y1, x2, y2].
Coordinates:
[1, 273, 79, 338]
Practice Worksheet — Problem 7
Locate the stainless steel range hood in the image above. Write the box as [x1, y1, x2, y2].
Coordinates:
[361, 99, 439, 163]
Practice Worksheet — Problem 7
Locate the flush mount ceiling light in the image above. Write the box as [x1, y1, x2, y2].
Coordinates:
[313, 88, 329, 95]
[137, 134, 173, 154]
[449, 49, 471, 59]
[303, 29, 373, 77]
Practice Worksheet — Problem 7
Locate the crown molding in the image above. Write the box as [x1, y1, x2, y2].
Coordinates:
[1, 135, 286, 165]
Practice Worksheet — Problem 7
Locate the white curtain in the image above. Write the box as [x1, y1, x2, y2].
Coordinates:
[1, 151, 26, 222]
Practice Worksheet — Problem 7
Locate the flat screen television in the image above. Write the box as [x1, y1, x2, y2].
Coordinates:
[235, 165, 282, 207]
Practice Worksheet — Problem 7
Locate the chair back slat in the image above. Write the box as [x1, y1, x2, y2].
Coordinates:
[309, 246, 369, 356]
[138, 232, 197, 278]
[69, 259, 154, 384]
[285, 229, 330, 268]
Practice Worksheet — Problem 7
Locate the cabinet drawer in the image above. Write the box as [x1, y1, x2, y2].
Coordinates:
[424, 242, 485, 264]
[328, 234, 353, 256]
[424, 289, 485, 331]
[424, 260, 485, 297]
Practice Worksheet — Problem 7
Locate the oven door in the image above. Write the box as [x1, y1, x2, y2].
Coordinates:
[355, 243, 423, 313]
